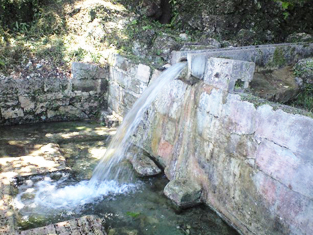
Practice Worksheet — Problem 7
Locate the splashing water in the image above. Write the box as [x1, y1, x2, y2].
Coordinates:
[89, 62, 187, 185]
[14, 62, 187, 211]
[14, 173, 141, 212]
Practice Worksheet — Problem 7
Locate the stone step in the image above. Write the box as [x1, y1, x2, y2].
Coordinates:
[19, 215, 106, 235]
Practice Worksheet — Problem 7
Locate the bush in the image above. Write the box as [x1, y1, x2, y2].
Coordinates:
[0, 0, 41, 30]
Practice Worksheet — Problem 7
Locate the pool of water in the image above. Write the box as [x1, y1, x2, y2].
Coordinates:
[1, 121, 239, 235]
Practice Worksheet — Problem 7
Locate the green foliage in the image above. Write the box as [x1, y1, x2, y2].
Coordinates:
[290, 84, 313, 112]
[274, 0, 310, 19]
[126, 211, 141, 218]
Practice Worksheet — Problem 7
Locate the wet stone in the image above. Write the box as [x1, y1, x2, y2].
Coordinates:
[127, 145, 162, 177]
[20, 215, 106, 235]
[164, 178, 202, 209]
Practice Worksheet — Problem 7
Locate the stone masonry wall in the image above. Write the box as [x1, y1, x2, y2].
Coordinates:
[0, 62, 109, 125]
[107, 54, 162, 117]
[132, 58, 313, 235]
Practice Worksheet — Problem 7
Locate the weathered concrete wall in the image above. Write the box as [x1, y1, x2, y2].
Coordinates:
[0, 62, 109, 125]
[172, 43, 313, 76]
[107, 54, 162, 117]
[132, 58, 313, 235]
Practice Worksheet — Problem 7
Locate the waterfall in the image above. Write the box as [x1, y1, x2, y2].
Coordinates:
[89, 62, 187, 185]
[13, 63, 187, 211]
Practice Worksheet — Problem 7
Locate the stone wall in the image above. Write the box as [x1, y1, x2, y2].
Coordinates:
[0, 53, 162, 125]
[172, 43, 313, 73]
[0, 62, 108, 125]
[107, 54, 162, 117]
[132, 57, 313, 235]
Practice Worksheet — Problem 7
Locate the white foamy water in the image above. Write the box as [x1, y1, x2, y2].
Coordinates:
[14, 175, 141, 211]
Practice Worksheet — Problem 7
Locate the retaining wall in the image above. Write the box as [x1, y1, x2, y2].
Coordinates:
[132, 57, 313, 235]
[0, 63, 109, 125]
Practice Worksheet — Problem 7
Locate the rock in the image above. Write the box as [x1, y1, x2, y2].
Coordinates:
[132, 41, 149, 58]
[179, 33, 189, 41]
[72, 62, 108, 80]
[180, 38, 221, 51]
[100, 111, 120, 127]
[140, 0, 162, 20]
[251, 66, 299, 103]
[127, 145, 162, 177]
[152, 34, 180, 62]
[236, 29, 257, 46]
[293, 57, 313, 85]
[198, 37, 221, 48]
[285, 32, 313, 43]
[1, 107, 24, 119]
[164, 178, 202, 208]
[19, 215, 106, 235]
[18, 96, 35, 112]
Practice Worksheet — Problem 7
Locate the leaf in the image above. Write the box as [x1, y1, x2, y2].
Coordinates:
[281, 2, 290, 9]
[126, 211, 141, 218]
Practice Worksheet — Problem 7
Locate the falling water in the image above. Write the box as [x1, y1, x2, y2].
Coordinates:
[13, 62, 187, 213]
[90, 62, 187, 185]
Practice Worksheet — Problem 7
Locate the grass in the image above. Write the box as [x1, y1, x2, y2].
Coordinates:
[289, 84, 313, 112]
[0, 0, 205, 76]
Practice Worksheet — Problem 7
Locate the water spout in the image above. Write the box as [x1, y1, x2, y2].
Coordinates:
[89, 62, 187, 185]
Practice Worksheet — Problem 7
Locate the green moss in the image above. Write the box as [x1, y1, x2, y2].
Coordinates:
[272, 47, 286, 68]
[240, 93, 313, 118]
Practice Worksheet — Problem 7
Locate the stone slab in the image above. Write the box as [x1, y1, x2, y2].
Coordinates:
[204, 58, 255, 92]
[171, 43, 313, 79]
[20, 215, 106, 235]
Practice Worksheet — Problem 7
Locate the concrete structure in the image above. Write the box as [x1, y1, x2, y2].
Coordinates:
[133, 56, 313, 235]
[1, 43, 313, 234]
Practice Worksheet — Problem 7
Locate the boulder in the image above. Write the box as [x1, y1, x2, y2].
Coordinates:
[285, 33, 313, 43]
[127, 145, 162, 177]
[236, 29, 257, 46]
[152, 34, 180, 62]
[293, 57, 313, 86]
[164, 178, 202, 208]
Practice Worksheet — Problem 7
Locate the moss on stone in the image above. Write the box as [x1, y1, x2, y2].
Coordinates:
[272, 47, 286, 68]
[240, 93, 313, 118]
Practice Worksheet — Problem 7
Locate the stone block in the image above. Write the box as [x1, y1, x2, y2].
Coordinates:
[72, 78, 100, 92]
[18, 96, 35, 112]
[110, 67, 130, 89]
[154, 79, 187, 119]
[256, 139, 313, 199]
[44, 77, 69, 93]
[1, 107, 24, 119]
[129, 78, 148, 95]
[127, 145, 162, 177]
[204, 58, 255, 92]
[172, 43, 313, 72]
[123, 91, 138, 108]
[222, 94, 256, 135]
[72, 62, 108, 80]
[150, 69, 162, 83]
[136, 64, 151, 83]
[255, 105, 313, 165]
[163, 120, 176, 144]
[164, 178, 202, 208]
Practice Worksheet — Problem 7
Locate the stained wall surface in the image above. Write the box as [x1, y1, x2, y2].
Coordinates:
[133, 58, 313, 235]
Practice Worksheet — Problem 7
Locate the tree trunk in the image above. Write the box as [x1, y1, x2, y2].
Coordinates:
[159, 0, 172, 24]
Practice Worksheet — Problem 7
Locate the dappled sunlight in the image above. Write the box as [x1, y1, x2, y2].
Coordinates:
[89, 147, 107, 159]
[71, 0, 127, 12]
[45, 126, 115, 141]
[0, 121, 117, 232]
